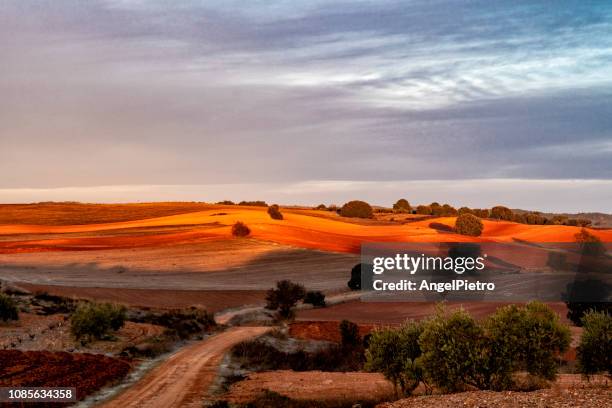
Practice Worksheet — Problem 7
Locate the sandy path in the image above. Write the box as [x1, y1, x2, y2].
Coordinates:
[100, 326, 270, 408]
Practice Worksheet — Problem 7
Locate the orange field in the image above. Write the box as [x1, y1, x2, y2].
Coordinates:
[0, 203, 609, 255]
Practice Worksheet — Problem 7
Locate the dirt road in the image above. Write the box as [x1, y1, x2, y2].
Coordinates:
[100, 326, 270, 408]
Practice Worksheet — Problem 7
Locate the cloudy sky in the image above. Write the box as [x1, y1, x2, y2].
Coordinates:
[1, 1, 611, 212]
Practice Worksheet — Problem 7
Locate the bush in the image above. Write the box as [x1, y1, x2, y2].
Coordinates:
[315, 204, 327, 210]
[232, 221, 251, 237]
[140, 307, 215, 339]
[303, 290, 326, 307]
[70, 302, 126, 343]
[418, 308, 486, 392]
[265, 280, 306, 319]
[238, 200, 267, 207]
[577, 311, 611, 376]
[441, 204, 457, 216]
[267, 204, 283, 220]
[339, 200, 373, 219]
[473, 208, 490, 218]
[458, 206, 474, 215]
[455, 213, 484, 236]
[0, 293, 19, 322]
[490, 206, 513, 220]
[393, 199, 411, 213]
[415, 205, 432, 215]
[216, 200, 235, 205]
[365, 321, 425, 396]
[489, 302, 570, 381]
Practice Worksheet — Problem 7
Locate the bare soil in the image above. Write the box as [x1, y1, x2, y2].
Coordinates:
[224, 370, 395, 404]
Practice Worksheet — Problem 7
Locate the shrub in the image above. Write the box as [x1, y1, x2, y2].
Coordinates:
[577, 311, 612, 376]
[574, 228, 606, 257]
[348, 264, 362, 291]
[70, 302, 126, 343]
[265, 280, 306, 319]
[418, 308, 486, 392]
[232, 221, 251, 237]
[365, 321, 425, 396]
[416, 205, 432, 215]
[216, 200, 235, 205]
[315, 204, 327, 210]
[140, 307, 215, 339]
[238, 200, 267, 207]
[490, 206, 513, 220]
[0, 293, 19, 322]
[458, 206, 474, 215]
[441, 204, 457, 216]
[339, 200, 373, 219]
[455, 213, 484, 236]
[393, 199, 411, 213]
[483, 303, 570, 388]
[303, 290, 326, 307]
[267, 204, 283, 220]
[473, 208, 490, 218]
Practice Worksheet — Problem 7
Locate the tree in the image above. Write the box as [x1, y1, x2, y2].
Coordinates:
[315, 204, 327, 210]
[458, 207, 474, 215]
[0, 293, 19, 322]
[339, 200, 373, 218]
[455, 213, 484, 236]
[70, 302, 126, 343]
[577, 311, 611, 376]
[418, 308, 486, 392]
[416, 205, 432, 215]
[265, 280, 306, 319]
[231, 221, 250, 237]
[267, 204, 283, 220]
[441, 204, 457, 216]
[303, 290, 326, 307]
[490, 206, 513, 221]
[366, 321, 425, 396]
[574, 228, 606, 257]
[393, 199, 411, 213]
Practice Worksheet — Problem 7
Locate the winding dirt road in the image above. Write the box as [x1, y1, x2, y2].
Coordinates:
[100, 326, 270, 408]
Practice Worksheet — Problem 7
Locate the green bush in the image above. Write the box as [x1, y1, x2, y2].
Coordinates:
[232, 221, 251, 237]
[365, 321, 425, 396]
[393, 199, 411, 213]
[418, 308, 486, 392]
[487, 302, 570, 381]
[265, 280, 306, 319]
[267, 204, 284, 220]
[304, 290, 326, 307]
[0, 293, 19, 322]
[455, 213, 484, 236]
[70, 302, 126, 343]
[577, 311, 612, 376]
[339, 200, 373, 219]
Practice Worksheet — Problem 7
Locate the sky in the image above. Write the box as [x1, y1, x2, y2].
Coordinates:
[1, 1, 611, 212]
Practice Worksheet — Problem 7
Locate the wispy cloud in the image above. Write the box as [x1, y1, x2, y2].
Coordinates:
[1, 1, 611, 210]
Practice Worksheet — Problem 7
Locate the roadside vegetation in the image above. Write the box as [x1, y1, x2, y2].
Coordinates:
[70, 302, 127, 343]
[365, 303, 574, 396]
[0, 293, 19, 322]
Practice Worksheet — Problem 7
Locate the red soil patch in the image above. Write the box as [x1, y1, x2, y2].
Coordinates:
[19, 284, 266, 313]
[289, 321, 376, 343]
[0, 350, 130, 401]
